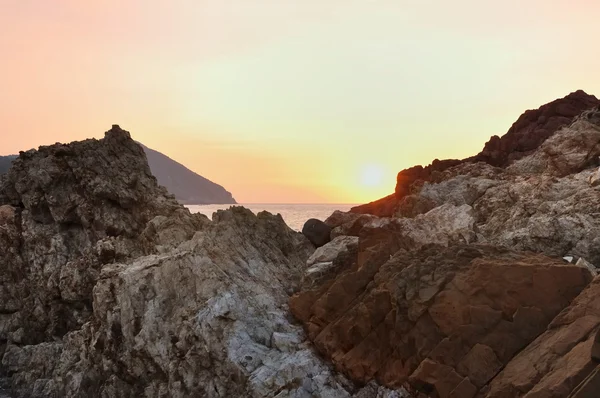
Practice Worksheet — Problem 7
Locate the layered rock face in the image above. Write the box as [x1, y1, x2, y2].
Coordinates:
[291, 101, 600, 397]
[0, 127, 408, 397]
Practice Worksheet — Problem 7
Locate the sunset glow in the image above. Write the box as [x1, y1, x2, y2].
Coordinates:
[360, 164, 386, 188]
[2, 1, 600, 203]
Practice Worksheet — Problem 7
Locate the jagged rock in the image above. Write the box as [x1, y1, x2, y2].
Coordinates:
[330, 214, 380, 239]
[307, 236, 359, 266]
[302, 218, 332, 247]
[485, 277, 600, 397]
[355, 110, 600, 265]
[291, 244, 593, 397]
[324, 210, 363, 229]
[0, 126, 184, 347]
[350, 194, 398, 217]
[0, 129, 411, 398]
[472, 90, 600, 167]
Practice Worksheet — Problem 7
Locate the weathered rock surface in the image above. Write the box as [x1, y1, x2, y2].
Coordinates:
[292, 95, 600, 397]
[0, 128, 411, 397]
[471, 90, 600, 167]
[485, 277, 600, 397]
[291, 244, 593, 397]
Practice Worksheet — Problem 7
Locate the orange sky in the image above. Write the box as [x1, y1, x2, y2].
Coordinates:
[2, 1, 600, 203]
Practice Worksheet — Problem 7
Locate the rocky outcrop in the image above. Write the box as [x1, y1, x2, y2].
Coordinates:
[0, 125, 188, 347]
[351, 90, 600, 217]
[485, 277, 600, 397]
[0, 128, 410, 397]
[291, 241, 593, 397]
[292, 97, 600, 397]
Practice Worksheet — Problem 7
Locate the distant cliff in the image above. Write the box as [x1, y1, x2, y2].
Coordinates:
[0, 155, 16, 175]
[141, 144, 236, 205]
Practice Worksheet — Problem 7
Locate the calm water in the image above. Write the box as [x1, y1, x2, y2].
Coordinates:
[186, 203, 357, 231]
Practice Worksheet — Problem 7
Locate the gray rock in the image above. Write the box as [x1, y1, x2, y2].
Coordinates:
[307, 235, 359, 266]
[0, 129, 411, 398]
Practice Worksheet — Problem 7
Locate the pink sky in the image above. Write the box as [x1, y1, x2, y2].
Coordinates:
[2, 1, 600, 203]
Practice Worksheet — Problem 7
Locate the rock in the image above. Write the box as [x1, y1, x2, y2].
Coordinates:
[485, 277, 600, 397]
[569, 365, 600, 398]
[302, 218, 332, 247]
[350, 91, 600, 217]
[350, 194, 398, 217]
[471, 90, 600, 167]
[307, 236, 359, 266]
[0, 129, 410, 398]
[324, 210, 363, 229]
[330, 213, 380, 239]
[508, 109, 600, 176]
[0, 126, 185, 347]
[576, 257, 598, 277]
[589, 166, 600, 187]
[291, 244, 593, 396]
[593, 328, 600, 363]
[352, 110, 600, 265]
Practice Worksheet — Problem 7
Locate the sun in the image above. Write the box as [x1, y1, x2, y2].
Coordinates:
[359, 164, 385, 187]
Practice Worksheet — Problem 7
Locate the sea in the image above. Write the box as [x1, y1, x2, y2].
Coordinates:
[186, 203, 357, 231]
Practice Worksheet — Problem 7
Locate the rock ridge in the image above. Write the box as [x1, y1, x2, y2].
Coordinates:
[295, 94, 600, 397]
[352, 90, 600, 217]
[0, 126, 410, 397]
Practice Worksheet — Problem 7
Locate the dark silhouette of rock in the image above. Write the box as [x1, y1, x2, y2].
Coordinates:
[302, 218, 332, 247]
[140, 143, 237, 205]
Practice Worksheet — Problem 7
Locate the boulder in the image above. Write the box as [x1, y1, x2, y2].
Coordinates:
[302, 218, 332, 247]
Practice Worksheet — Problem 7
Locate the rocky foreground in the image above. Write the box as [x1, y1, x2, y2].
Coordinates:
[1, 91, 600, 398]
[294, 91, 600, 397]
[0, 126, 406, 397]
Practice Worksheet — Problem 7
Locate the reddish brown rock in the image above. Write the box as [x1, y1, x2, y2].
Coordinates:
[290, 244, 594, 397]
[570, 365, 600, 398]
[350, 193, 398, 217]
[471, 90, 599, 167]
[486, 277, 600, 398]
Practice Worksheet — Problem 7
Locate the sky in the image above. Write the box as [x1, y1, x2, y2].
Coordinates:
[2, 1, 600, 203]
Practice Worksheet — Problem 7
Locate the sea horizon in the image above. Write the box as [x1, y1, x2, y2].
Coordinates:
[186, 203, 357, 231]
